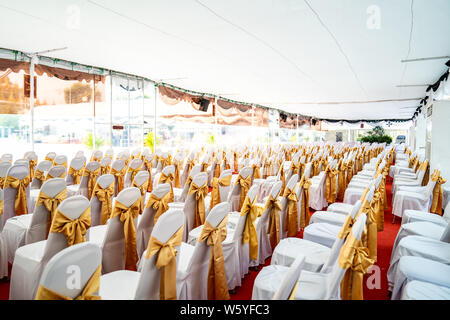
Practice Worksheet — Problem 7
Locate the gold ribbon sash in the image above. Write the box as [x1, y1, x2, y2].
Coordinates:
[35, 189, 67, 237]
[198, 217, 230, 300]
[132, 179, 149, 214]
[83, 167, 101, 199]
[146, 226, 184, 300]
[251, 164, 261, 180]
[29, 159, 37, 180]
[143, 159, 154, 192]
[173, 160, 182, 188]
[34, 169, 45, 183]
[240, 196, 261, 261]
[283, 185, 299, 237]
[147, 193, 170, 225]
[324, 166, 338, 204]
[110, 199, 140, 271]
[92, 182, 114, 225]
[49, 207, 91, 246]
[266, 195, 282, 251]
[235, 174, 251, 212]
[188, 182, 209, 228]
[158, 172, 175, 202]
[430, 170, 446, 215]
[299, 176, 311, 228]
[128, 165, 143, 185]
[210, 175, 232, 210]
[3, 174, 31, 215]
[68, 166, 83, 185]
[35, 265, 101, 300]
[111, 166, 126, 195]
[339, 233, 374, 300]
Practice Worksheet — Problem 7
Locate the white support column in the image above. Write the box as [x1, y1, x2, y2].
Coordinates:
[92, 76, 96, 150]
[109, 73, 113, 148]
[127, 76, 131, 148]
[296, 115, 299, 143]
[29, 56, 36, 151]
[154, 84, 157, 154]
[142, 78, 145, 150]
[430, 100, 450, 181]
[214, 97, 218, 143]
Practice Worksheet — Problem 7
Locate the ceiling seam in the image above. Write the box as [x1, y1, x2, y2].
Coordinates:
[303, 0, 368, 99]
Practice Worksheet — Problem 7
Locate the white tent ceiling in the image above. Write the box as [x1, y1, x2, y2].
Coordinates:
[0, 0, 449, 120]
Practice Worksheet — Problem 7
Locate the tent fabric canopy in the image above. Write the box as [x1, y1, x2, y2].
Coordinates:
[0, 0, 449, 121]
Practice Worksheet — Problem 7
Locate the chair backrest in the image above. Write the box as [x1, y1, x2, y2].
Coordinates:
[183, 172, 208, 237]
[217, 169, 233, 205]
[2, 164, 30, 225]
[47, 165, 66, 179]
[303, 162, 312, 179]
[75, 150, 84, 158]
[53, 155, 68, 167]
[179, 164, 202, 202]
[91, 150, 103, 161]
[271, 254, 306, 300]
[69, 157, 85, 171]
[136, 183, 171, 258]
[0, 162, 11, 179]
[100, 157, 111, 168]
[101, 187, 141, 273]
[322, 200, 362, 272]
[325, 213, 367, 299]
[227, 166, 252, 208]
[286, 174, 298, 191]
[89, 174, 115, 226]
[134, 209, 184, 300]
[14, 159, 29, 166]
[133, 171, 149, 187]
[38, 242, 101, 300]
[42, 196, 90, 266]
[1, 153, 13, 163]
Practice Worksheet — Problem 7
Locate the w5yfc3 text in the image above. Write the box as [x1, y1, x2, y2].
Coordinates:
[179, 304, 270, 317]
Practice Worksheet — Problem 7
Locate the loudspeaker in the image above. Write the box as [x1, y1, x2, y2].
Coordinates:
[199, 98, 210, 112]
[311, 118, 317, 125]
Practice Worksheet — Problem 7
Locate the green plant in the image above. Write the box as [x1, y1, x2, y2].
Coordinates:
[83, 133, 104, 150]
[357, 125, 392, 144]
[206, 133, 215, 145]
[144, 132, 162, 153]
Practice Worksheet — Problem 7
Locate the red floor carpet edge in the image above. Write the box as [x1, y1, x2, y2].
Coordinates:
[0, 178, 400, 300]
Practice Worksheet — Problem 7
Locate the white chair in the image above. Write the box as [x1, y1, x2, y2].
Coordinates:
[87, 187, 141, 274]
[9, 195, 90, 300]
[0, 190, 8, 278]
[303, 187, 374, 248]
[252, 254, 306, 300]
[256, 213, 368, 300]
[91, 150, 103, 162]
[30, 160, 51, 190]
[66, 157, 85, 186]
[205, 169, 232, 215]
[90, 174, 115, 227]
[99, 209, 184, 300]
[228, 166, 253, 212]
[401, 280, 450, 300]
[136, 183, 171, 259]
[0, 162, 11, 191]
[401, 202, 450, 227]
[35, 242, 101, 300]
[3, 178, 66, 264]
[124, 158, 143, 188]
[308, 170, 327, 211]
[67, 161, 100, 198]
[44, 152, 56, 163]
[272, 200, 362, 272]
[110, 159, 126, 196]
[177, 202, 229, 300]
[1, 153, 13, 163]
[1, 164, 31, 228]
[53, 155, 68, 169]
[173, 164, 201, 203]
[391, 256, 450, 300]
[279, 173, 298, 240]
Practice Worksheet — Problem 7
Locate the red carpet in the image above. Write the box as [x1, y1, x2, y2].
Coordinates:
[0, 178, 400, 300]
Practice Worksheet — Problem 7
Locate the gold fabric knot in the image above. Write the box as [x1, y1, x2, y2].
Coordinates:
[68, 166, 83, 185]
[4, 174, 31, 215]
[298, 176, 311, 228]
[430, 170, 447, 215]
[49, 207, 91, 246]
[36, 189, 67, 237]
[111, 199, 140, 270]
[188, 182, 209, 228]
[283, 185, 299, 237]
[210, 175, 232, 210]
[235, 174, 251, 212]
[147, 192, 170, 225]
[29, 159, 37, 180]
[128, 165, 143, 185]
[142, 159, 154, 192]
[198, 217, 230, 300]
[240, 196, 260, 261]
[146, 226, 184, 300]
[266, 195, 282, 250]
[110, 166, 126, 195]
[34, 169, 45, 183]
[92, 182, 114, 225]
[83, 167, 101, 199]
[251, 164, 261, 180]
[35, 265, 102, 300]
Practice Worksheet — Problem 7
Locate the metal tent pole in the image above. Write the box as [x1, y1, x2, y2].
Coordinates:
[29, 56, 36, 151]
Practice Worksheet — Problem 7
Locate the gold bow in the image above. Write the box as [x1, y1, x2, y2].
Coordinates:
[324, 165, 338, 204]
[3, 174, 31, 215]
[29, 159, 37, 180]
[198, 217, 230, 300]
[45, 156, 54, 162]
[210, 175, 232, 210]
[100, 163, 111, 176]
[128, 165, 143, 185]
[142, 159, 154, 192]
[49, 207, 91, 246]
[283, 185, 299, 237]
[110, 199, 140, 271]
[158, 172, 175, 202]
[266, 195, 282, 251]
[146, 226, 184, 300]
[240, 196, 261, 261]
[35, 265, 102, 300]
[430, 170, 446, 215]
[336, 160, 346, 201]
[132, 179, 149, 214]
[234, 174, 250, 212]
[339, 233, 374, 300]
[188, 182, 209, 228]
[147, 192, 170, 225]
[251, 164, 261, 180]
[92, 182, 114, 225]
[83, 167, 101, 199]
[173, 160, 182, 188]
[36, 189, 67, 237]
[34, 169, 45, 183]
[298, 176, 311, 228]
[110, 166, 126, 196]
[68, 166, 83, 185]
